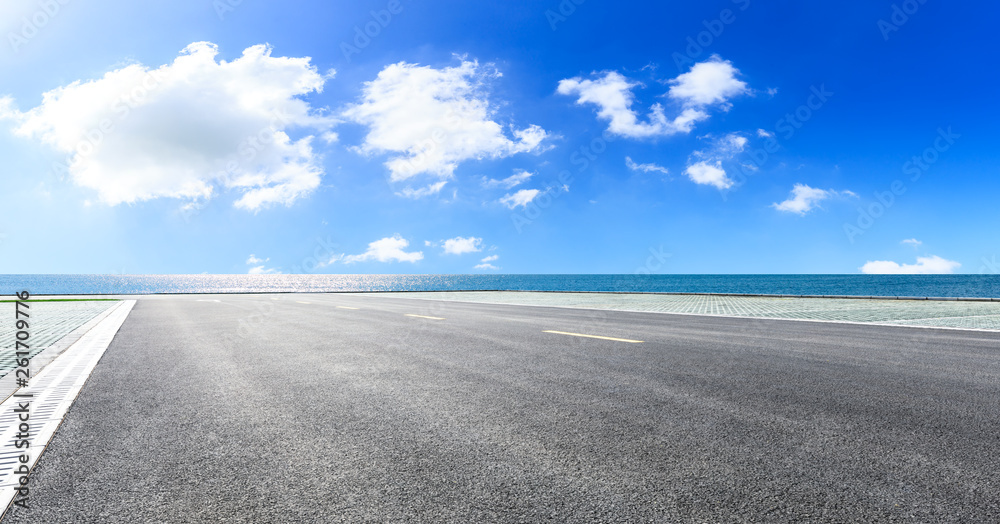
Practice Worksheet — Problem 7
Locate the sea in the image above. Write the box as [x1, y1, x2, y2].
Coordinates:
[1, 274, 999, 298]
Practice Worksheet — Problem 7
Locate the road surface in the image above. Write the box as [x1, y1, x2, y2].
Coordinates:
[4, 294, 999, 522]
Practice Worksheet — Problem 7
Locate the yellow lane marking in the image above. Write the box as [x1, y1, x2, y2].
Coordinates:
[296, 301, 311, 304]
[543, 330, 643, 343]
[337, 306, 359, 310]
[405, 314, 446, 320]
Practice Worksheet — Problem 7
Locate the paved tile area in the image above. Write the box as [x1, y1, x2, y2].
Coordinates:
[363, 292, 1000, 331]
[0, 301, 120, 378]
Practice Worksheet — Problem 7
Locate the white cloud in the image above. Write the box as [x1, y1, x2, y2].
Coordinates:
[0, 42, 334, 211]
[668, 56, 749, 108]
[682, 133, 746, 190]
[771, 184, 854, 215]
[245, 253, 280, 274]
[557, 71, 705, 138]
[691, 132, 748, 160]
[901, 238, 923, 247]
[757, 128, 774, 138]
[442, 236, 482, 255]
[343, 59, 548, 187]
[475, 255, 499, 270]
[860, 255, 961, 275]
[483, 170, 532, 189]
[499, 188, 541, 209]
[395, 181, 447, 199]
[248, 265, 281, 275]
[625, 157, 669, 174]
[343, 235, 423, 264]
[684, 161, 732, 190]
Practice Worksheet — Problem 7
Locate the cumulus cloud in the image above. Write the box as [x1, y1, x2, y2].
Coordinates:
[342, 235, 423, 264]
[625, 157, 669, 174]
[343, 59, 548, 190]
[557, 72, 703, 138]
[499, 188, 541, 209]
[667, 56, 749, 108]
[684, 161, 732, 190]
[442, 236, 482, 255]
[681, 133, 747, 190]
[557, 56, 748, 139]
[0, 42, 335, 211]
[860, 255, 961, 275]
[901, 238, 923, 247]
[483, 170, 532, 189]
[480, 254, 499, 263]
[772, 184, 855, 215]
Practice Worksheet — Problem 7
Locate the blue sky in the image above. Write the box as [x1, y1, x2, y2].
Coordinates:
[0, 0, 997, 275]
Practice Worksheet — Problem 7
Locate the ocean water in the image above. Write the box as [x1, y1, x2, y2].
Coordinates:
[1, 274, 999, 298]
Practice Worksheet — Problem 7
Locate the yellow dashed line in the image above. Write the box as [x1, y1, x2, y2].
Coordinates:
[405, 314, 446, 320]
[296, 301, 311, 304]
[337, 306, 359, 310]
[543, 330, 643, 343]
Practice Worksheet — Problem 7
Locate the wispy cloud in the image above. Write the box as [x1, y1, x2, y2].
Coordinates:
[772, 184, 855, 215]
[625, 157, 669, 174]
[475, 254, 500, 270]
[246, 254, 280, 274]
[499, 188, 541, 209]
[395, 181, 447, 199]
[482, 170, 533, 189]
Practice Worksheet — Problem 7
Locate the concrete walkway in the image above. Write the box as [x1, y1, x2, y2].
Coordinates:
[364, 291, 1000, 331]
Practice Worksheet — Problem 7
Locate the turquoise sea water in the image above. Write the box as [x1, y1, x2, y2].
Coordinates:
[2, 274, 999, 298]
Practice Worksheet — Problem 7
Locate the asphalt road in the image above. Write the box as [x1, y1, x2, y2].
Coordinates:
[4, 294, 999, 523]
